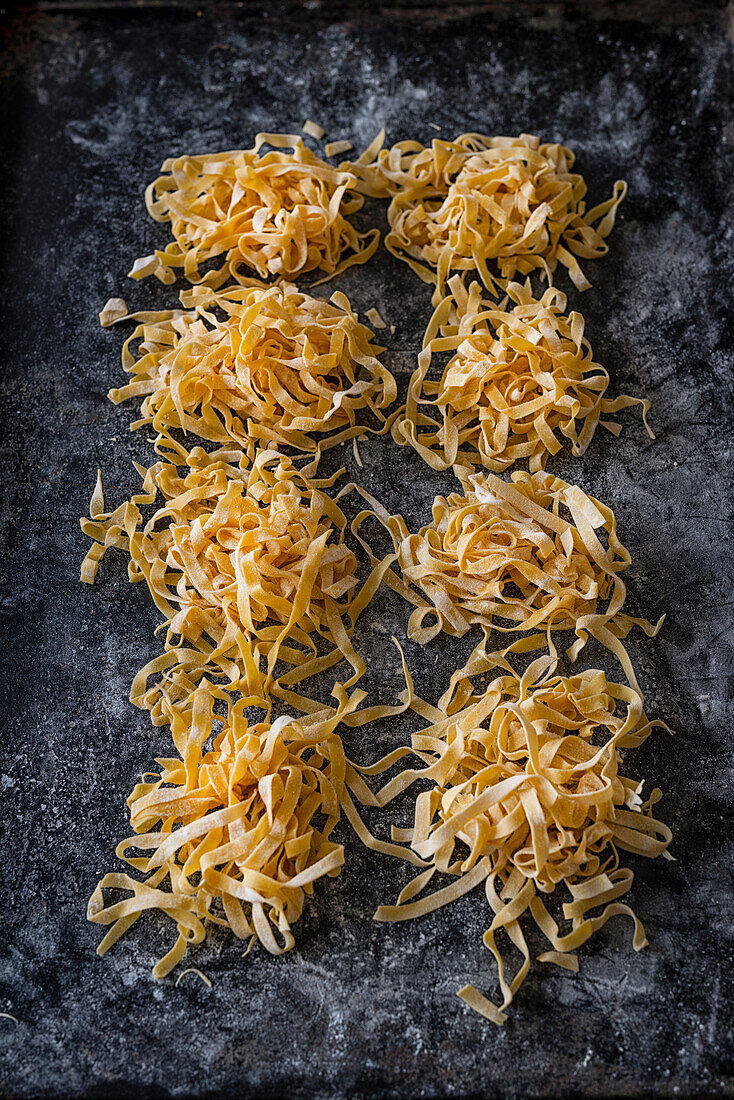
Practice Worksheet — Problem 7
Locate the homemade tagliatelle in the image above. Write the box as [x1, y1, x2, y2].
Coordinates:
[133, 133, 380, 286]
[347, 132, 626, 302]
[350, 468, 662, 687]
[80, 447, 398, 715]
[393, 276, 651, 472]
[88, 679, 355, 976]
[105, 280, 396, 467]
[81, 117, 674, 1021]
[354, 646, 671, 1024]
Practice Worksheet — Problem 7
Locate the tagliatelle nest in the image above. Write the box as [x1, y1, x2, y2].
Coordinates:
[351, 469, 661, 688]
[105, 280, 397, 465]
[134, 133, 379, 287]
[88, 680, 351, 976]
[351, 647, 671, 1024]
[347, 132, 626, 303]
[80, 447, 397, 715]
[393, 276, 650, 472]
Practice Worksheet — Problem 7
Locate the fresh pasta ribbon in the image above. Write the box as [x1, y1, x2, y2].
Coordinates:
[345, 132, 626, 303]
[393, 275, 651, 472]
[105, 279, 397, 465]
[135, 133, 380, 286]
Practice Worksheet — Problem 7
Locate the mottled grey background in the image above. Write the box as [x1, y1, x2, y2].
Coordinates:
[0, 2, 732, 1097]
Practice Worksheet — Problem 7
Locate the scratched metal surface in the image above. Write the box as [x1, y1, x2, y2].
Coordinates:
[0, 2, 732, 1097]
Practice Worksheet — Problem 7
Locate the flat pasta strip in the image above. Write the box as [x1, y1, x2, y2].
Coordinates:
[106, 280, 397, 463]
[394, 275, 651, 472]
[345, 132, 626, 303]
[88, 680, 353, 975]
[303, 120, 325, 140]
[135, 133, 379, 286]
[362, 651, 671, 1023]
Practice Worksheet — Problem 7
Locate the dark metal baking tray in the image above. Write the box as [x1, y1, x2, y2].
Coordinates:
[0, 1, 732, 1096]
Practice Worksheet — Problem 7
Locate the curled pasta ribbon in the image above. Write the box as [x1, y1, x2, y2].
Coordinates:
[80, 447, 397, 712]
[394, 275, 651, 472]
[135, 133, 380, 286]
[106, 280, 397, 464]
[346, 132, 626, 303]
[360, 653, 671, 1024]
[88, 679, 355, 976]
[347, 468, 663, 689]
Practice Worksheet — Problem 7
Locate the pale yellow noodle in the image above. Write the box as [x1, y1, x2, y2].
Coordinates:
[346, 468, 662, 691]
[80, 447, 398, 714]
[88, 679, 356, 976]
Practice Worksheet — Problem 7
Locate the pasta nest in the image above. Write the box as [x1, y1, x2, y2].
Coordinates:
[88, 682, 348, 976]
[394, 277, 649, 472]
[417, 667, 665, 886]
[352, 470, 661, 687]
[348, 132, 626, 302]
[81, 448, 386, 712]
[108, 280, 396, 461]
[135, 133, 379, 286]
[367, 654, 671, 1024]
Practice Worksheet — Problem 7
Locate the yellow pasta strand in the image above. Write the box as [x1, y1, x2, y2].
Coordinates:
[88, 680, 353, 975]
[80, 447, 395, 714]
[347, 468, 662, 691]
